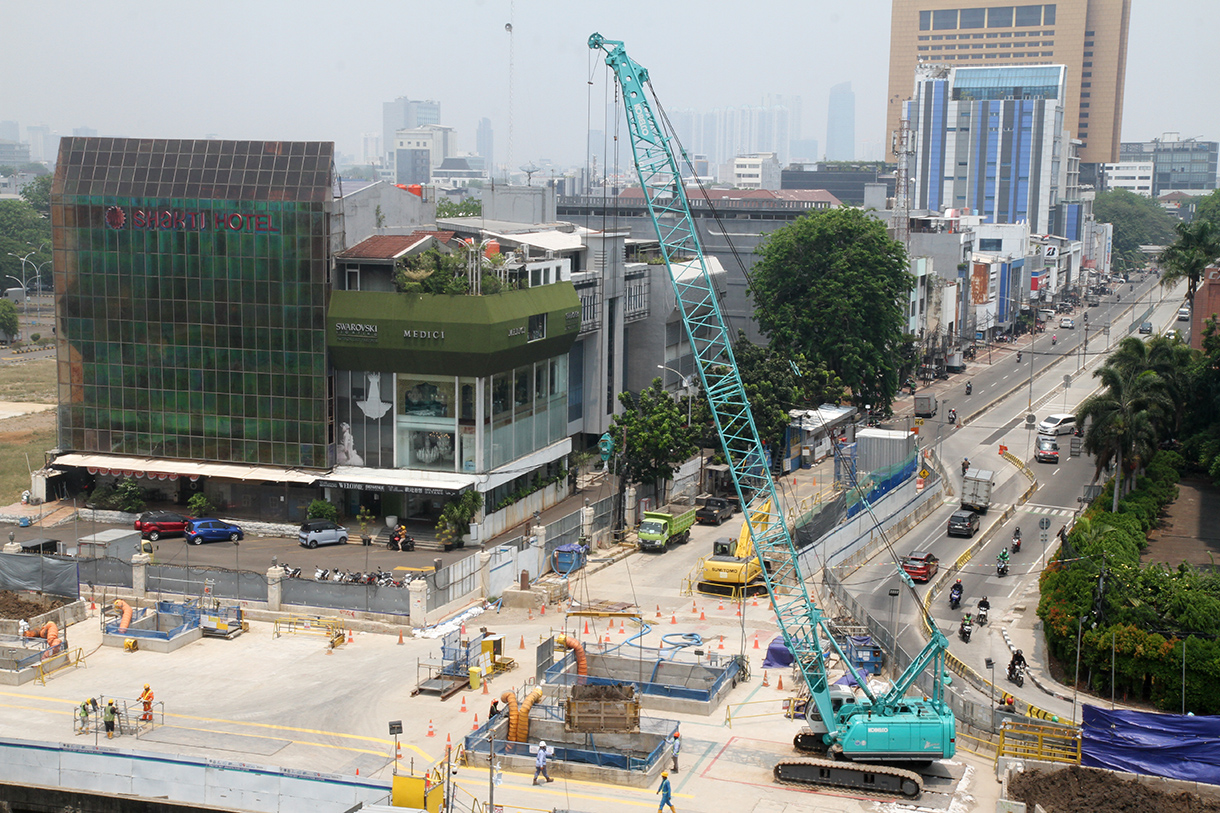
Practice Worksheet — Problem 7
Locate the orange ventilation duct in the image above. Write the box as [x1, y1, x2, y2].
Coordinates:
[113, 599, 133, 633]
[500, 690, 520, 742]
[515, 685, 544, 743]
[556, 634, 588, 683]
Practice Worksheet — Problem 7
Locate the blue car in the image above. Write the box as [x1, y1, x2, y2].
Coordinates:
[185, 519, 244, 545]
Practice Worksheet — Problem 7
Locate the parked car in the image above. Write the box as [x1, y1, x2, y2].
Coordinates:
[1035, 436, 1060, 464]
[299, 519, 349, 548]
[1139, 321, 1153, 335]
[1056, 302, 1073, 313]
[947, 510, 980, 538]
[901, 551, 940, 582]
[1038, 413, 1077, 436]
[1059, 317, 1075, 329]
[185, 518, 244, 544]
[134, 511, 193, 541]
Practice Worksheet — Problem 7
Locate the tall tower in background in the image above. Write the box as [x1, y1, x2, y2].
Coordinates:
[382, 97, 441, 158]
[826, 82, 856, 161]
[887, 0, 1130, 165]
[476, 118, 495, 174]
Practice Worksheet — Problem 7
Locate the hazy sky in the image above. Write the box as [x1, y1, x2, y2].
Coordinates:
[4, 1, 1218, 168]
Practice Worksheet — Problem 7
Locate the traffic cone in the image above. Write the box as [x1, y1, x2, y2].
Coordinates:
[718, 599, 724, 611]
[347, 628, 354, 644]
[753, 634, 760, 649]
[763, 671, 770, 687]
[472, 714, 480, 731]
[777, 675, 784, 691]
[618, 619, 625, 635]
[398, 630, 405, 645]
[397, 742, 402, 760]
[605, 633, 612, 644]
[699, 608, 705, 620]
[461, 623, 467, 635]
[482, 677, 490, 695]
[718, 636, 725, 650]
[736, 604, 741, 617]
[356, 768, 359, 775]
[528, 608, 533, 620]
[446, 733, 452, 746]
[751, 596, 758, 608]
[540, 603, 546, 616]
[691, 601, 697, 614]
[427, 720, 436, 737]
[460, 696, 468, 713]
[520, 635, 525, 650]
[671, 613, 677, 625]
[90, 598, 97, 611]
[583, 619, 590, 635]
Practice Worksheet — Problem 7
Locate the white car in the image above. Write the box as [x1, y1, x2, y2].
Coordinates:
[1059, 317, 1075, 329]
[298, 519, 350, 548]
[1038, 413, 1077, 436]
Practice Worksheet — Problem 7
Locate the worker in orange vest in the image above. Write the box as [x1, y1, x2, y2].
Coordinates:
[140, 683, 154, 722]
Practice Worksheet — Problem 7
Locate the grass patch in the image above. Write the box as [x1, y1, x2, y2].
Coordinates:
[0, 411, 56, 503]
[0, 358, 56, 402]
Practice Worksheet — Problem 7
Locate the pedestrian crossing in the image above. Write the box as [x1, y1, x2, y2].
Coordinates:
[994, 503, 1077, 518]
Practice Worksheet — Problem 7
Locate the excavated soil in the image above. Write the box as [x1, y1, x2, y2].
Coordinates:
[0, 590, 67, 620]
[570, 683, 635, 701]
[1008, 766, 1220, 813]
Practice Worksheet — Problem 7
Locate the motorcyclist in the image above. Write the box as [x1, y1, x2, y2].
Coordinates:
[965, 381, 973, 395]
[959, 613, 973, 638]
[949, 579, 964, 606]
[1008, 649, 1027, 678]
[1012, 527, 1022, 552]
[1016, 350, 1022, 363]
[977, 595, 991, 614]
[947, 408, 957, 424]
[962, 457, 970, 475]
[998, 547, 1010, 564]
[1052, 334, 1057, 345]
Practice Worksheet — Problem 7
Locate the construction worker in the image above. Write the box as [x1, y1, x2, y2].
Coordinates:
[657, 770, 676, 813]
[77, 699, 91, 734]
[488, 699, 500, 720]
[103, 699, 117, 739]
[670, 730, 681, 773]
[139, 683, 154, 722]
[533, 741, 554, 785]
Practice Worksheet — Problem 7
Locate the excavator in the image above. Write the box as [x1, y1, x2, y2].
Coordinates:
[590, 34, 955, 798]
[696, 500, 770, 598]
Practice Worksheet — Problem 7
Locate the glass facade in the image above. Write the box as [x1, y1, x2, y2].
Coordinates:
[52, 138, 334, 468]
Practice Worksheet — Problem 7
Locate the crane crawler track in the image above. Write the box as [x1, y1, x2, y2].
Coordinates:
[773, 757, 922, 799]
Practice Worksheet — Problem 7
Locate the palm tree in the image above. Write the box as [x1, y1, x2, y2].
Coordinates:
[1158, 219, 1220, 309]
[1076, 365, 1170, 512]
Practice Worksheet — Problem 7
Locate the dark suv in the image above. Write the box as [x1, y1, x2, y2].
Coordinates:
[947, 510, 980, 538]
[134, 511, 193, 540]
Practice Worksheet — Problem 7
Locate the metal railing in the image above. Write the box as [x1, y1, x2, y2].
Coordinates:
[37, 647, 85, 685]
[996, 721, 1081, 765]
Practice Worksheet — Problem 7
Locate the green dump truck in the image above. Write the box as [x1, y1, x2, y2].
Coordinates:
[638, 504, 697, 551]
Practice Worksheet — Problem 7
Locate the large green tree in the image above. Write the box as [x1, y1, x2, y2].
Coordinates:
[0, 300, 17, 339]
[609, 378, 698, 504]
[749, 207, 912, 409]
[1093, 189, 1177, 273]
[0, 200, 50, 286]
[19, 175, 52, 217]
[1159, 219, 1220, 309]
[1193, 189, 1220, 229]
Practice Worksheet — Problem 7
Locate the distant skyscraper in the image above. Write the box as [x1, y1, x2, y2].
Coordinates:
[382, 97, 441, 157]
[0, 121, 18, 143]
[25, 125, 51, 163]
[476, 118, 494, 174]
[72, 126, 97, 138]
[789, 138, 820, 163]
[361, 133, 381, 165]
[826, 82, 855, 161]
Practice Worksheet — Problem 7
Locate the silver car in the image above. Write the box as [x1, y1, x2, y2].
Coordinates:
[298, 519, 349, 548]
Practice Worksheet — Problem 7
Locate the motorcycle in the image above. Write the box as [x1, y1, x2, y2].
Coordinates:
[947, 409, 957, 425]
[314, 566, 330, 581]
[1016, 351, 1022, 363]
[997, 559, 1010, 577]
[1051, 335, 1057, 346]
[949, 585, 963, 611]
[387, 526, 416, 551]
[962, 459, 971, 476]
[959, 619, 973, 643]
[1012, 529, 1022, 554]
[977, 606, 989, 626]
[280, 563, 302, 579]
[1007, 663, 1025, 688]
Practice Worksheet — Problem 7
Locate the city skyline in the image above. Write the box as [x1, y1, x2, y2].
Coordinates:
[3, 1, 1218, 170]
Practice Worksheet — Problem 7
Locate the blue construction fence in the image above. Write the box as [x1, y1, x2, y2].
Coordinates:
[543, 644, 741, 703]
[103, 600, 200, 640]
[844, 448, 921, 519]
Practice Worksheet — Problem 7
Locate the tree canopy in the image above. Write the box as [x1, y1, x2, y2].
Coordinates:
[437, 198, 482, 218]
[608, 378, 697, 502]
[19, 175, 52, 217]
[749, 207, 912, 409]
[1092, 189, 1177, 272]
[1193, 189, 1220, 229]
[0, 300, 17, 339]
[1158, 219, 1220, 308]
[0, 200, 51, 286]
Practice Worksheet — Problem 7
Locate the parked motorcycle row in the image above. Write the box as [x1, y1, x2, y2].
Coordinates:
[277, 563, 421, 588]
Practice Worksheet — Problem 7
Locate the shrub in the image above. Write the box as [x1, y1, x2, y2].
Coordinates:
[307, 499, 339, 522]
[113, 478, 146, 513]
[187, 493, 215, 517]
[29, 333, 39, 342]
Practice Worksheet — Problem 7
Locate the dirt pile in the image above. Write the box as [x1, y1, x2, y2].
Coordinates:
[0, 590, 67, 620]
[1008, 765, 1220, 813]
[570, 683, 635, 701]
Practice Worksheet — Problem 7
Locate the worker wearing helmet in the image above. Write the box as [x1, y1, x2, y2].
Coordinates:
[657, 770, 675, 813]
[77, 699, 91, 734]
[533, 740, 553, 785]
[103, 699, 117, 739]
[670, 730, 681, 773]
[139, 683, 154, 722]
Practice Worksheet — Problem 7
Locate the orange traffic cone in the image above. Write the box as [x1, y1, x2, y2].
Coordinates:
[482, 677, 490, 695]
[347, 628, 354, 644]
[460, 696, 467, 713]
[398, 629, 405, 645]
[520, 635, 525, 650]
[90, 599, 97, 611]
[718, 599, 724, 611]
[763, 671, 770, 687]
[397, 742, 402, 760]
[584, 619, 590, 635]
[446, 733, 452, 746]
[461, 623, 467, 635]
[472, 714, 480, 731]
[618, 619, 625, 635]
[427, 720, 436, 737]
[540, 603, 546, 616]
[753, 634, 760, 649]
[736, 604, 741, 617]
[356, 768, 359, 775]
[528, 608, 533, 620]
[751, 596, 758, 608]
[777, 675, 784, 691]
[671, 613, 677, 625]
[605, 633, 612, 644]
[691, 601, 696, 614]
[718, 636, 725, 650]
[658, 604, 663, 619]
[699, 608, 706, 621]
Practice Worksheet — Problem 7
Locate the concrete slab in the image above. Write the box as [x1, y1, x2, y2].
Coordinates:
[138, 726, 290, 756]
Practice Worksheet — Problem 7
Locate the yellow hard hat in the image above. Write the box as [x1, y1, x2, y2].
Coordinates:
[108, 699, 114, 705]
[662, 770, 669, 778]
[144, 683, 150, 690]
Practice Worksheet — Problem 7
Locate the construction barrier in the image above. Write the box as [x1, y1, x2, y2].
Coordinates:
[996, 721, 1081, 765]
[36, 648, 86, 686]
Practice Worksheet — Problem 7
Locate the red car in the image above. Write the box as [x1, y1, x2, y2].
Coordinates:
[134, 511, 193, 540]
[901, 551, 939, 583]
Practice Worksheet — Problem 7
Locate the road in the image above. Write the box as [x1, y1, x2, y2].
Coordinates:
[840, 272, 1187, 723]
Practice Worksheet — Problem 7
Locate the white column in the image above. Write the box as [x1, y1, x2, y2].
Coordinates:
[409, 578, 428, 628]
[131, 552, 150, 599]
[266, 567, 283, 612]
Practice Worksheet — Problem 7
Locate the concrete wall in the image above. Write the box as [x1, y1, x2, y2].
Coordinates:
[0, 737, 390, 813]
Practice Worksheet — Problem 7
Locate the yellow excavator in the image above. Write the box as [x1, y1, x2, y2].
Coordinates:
[696, 500, 772, 598]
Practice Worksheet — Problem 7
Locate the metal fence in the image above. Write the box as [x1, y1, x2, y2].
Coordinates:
[147, 565, 270, 604]
[76, 556, 133, 591]
[0, 553, 79, 599]
[427, 553, 480, 611]
[281, 577, 412, 616]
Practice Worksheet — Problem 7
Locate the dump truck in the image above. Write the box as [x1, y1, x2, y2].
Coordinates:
[960, 468, 995, 513]
[696, 496, 737, 526]
[637, 504, 696, 551]
[913, 393, 938, 418]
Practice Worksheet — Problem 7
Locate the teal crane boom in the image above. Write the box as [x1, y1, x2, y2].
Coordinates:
[589, 33, 954, 798]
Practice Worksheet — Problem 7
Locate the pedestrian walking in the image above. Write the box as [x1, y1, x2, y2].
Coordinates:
[656, 770, 676, 813]
[77, 699, 91, 734]
[139, 683, 154, 722]
[103, 699, 117, 739]
[670, 730, 681, 773]
[532, 741, 554, 785]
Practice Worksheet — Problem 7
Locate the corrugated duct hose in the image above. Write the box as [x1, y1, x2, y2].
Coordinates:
[24, 621, 60, 649]
[500, 690, 519, 742]
[556, 634, 588, 683]
[515, 685, 544, 743]
[113, 599, 133, 633]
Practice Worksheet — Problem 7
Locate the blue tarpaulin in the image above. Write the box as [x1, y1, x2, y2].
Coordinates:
[1081, 704, 1220, 783]
[762, 636, 793, 669]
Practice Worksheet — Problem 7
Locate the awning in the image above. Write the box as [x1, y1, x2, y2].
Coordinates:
[316, 466, 478, 495]
[51, 453, 320, 485]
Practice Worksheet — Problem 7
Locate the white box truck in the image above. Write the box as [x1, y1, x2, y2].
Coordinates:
[960, 469, 995, 513]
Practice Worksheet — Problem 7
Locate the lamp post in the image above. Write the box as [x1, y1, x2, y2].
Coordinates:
[985, 657, 996, 731]
[888, 587, 900, 654]
[656, 364, 694, 426]
[6, 242, 43, 316]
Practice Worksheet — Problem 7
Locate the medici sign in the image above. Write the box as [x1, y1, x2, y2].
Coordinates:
[103, 205, 279, 233]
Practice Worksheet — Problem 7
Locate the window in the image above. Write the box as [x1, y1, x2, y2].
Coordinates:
[1080, 113, 1089, 119]
[1082, 82, 1091, 88]
[979, 238, 1003, 252]
[1085, 30, 1094, 36]
[1083, 61, 1093, 67]
[988, 6, 1013, 27]
[1084, 51, 1093, 57]
[528, 313, 546, 342]
[1083, 71, 1092, 77]
[1043, 4, 1056, 24]
[1015, 5, 1042, 26]
[345, 268, 359, 290]
[960, 7, 986, 28]
[933, 9, 958, 29]
[1081, 92, 1091, 97]
[920, 10, 932, 30]
[1080, 102, 1090, 108]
